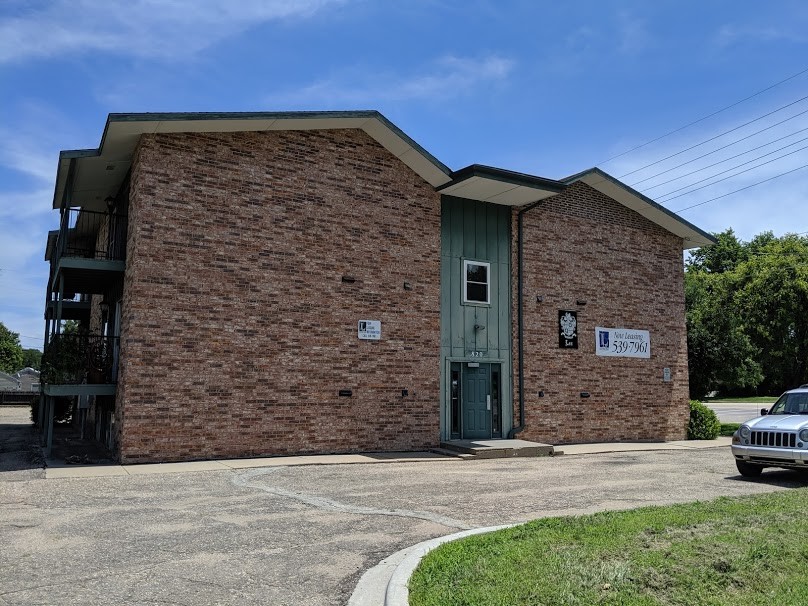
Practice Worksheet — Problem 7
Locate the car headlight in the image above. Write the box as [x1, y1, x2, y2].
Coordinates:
[799, 429, 808, 442]
[740, 425, 751, 439]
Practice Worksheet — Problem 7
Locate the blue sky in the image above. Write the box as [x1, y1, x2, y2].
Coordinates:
[1, 0, 807, 351]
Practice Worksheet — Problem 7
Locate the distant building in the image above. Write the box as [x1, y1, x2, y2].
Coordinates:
[0, 371, 20, 391]
[15, 368, 40, 392]
[40, 110, 715, 462]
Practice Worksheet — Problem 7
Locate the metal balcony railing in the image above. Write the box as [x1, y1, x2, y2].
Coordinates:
[55, 208, 128, 262]
[41, 333, 119, 385]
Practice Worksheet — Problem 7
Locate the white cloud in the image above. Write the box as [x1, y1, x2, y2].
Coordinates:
[0, 188, 54, 220]
[616, 12, 651, 55]
[0, 209, 51, 347]
[0, 0, 346, 63]
[0, 137, 57, 183]
[0, 102, 69, 352]
[716, 24, 806, 47]
[0, 102, 84, 184]
[266, 54, 515, 107]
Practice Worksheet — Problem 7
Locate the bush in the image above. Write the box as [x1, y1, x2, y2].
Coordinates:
[688, 399, 721, 440]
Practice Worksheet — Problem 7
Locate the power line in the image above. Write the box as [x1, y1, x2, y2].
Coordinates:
[657, 143, 808, 201]
[675, 163, 808, 212]
[599, 65, 808, 165]
[619, 94, 808, 179]
[635, 124, 808, 191]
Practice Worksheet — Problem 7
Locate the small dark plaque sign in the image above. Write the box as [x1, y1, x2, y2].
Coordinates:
[558, 310, 578, 349]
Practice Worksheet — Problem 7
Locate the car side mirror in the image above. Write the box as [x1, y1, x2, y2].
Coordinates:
[760, 408, 768, 416]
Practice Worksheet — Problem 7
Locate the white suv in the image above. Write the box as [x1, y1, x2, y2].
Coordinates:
[731, 386, 808, 477]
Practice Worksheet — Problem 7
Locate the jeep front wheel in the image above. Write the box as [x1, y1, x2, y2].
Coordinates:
[736, 460, 763, 477]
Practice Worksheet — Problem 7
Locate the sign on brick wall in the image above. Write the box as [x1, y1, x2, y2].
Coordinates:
[595, 327, 650, 358]
[558, 310, 578, 349]
[358, 320, 381, 340]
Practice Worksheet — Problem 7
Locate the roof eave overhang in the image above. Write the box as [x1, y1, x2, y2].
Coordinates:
[52, 110, 453, 210]
[438, 164, 566, 206]
[564, 168, 717, 249]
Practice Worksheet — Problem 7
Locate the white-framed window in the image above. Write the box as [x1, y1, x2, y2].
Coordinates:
[463, 259, 490, 304]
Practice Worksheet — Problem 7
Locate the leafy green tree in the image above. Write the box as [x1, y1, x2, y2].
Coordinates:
[685, 229, 808, 397]
[21, 348, 42, 370]
[685, 269, 761, 398]
[0, 322, 24, 373]
[734, 234, 808, 392]
[687, 228, 747, 274]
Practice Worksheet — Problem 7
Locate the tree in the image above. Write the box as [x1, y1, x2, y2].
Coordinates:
[685, 229, 808, 397]
[686, 228, 747, 274]
[685, 269, 761, 398]
[21, 348, 42, 370]
[734, 234, 808, 392]
[0, 322, 24, 373]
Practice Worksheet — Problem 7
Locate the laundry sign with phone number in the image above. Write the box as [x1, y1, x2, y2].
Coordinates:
[595, 327, 650, 359]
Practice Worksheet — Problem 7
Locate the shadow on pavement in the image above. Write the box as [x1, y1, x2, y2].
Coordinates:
[727, 469, 808, 487]
[49, 422, 115, 466]
[0, 406, 44, 477]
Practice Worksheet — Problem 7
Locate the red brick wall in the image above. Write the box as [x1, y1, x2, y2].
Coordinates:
[115, 129, 442, 463]
[512, 182, 690, 444]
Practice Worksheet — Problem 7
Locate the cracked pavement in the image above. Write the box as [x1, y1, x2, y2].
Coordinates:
[2, 406, 808, 605]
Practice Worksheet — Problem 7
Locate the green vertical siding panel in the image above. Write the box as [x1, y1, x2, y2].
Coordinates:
[450, 256, 464, 353]
[487, 262, 499, 351]
[498, 208, 510, 261]
[452, 199, 464, 258]
[498, 260, 510, 355]
[448, 199, 461, 258]
[463, 202, 476, 259]
[440, 252, 451, 349]
[441, 196, 512, 356]
[476, 203, 489, 260]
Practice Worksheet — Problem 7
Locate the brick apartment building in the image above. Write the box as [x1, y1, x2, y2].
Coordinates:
[40, 111, 714, 463]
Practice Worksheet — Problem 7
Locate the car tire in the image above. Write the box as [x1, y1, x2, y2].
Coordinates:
[736, 460, 763, 477]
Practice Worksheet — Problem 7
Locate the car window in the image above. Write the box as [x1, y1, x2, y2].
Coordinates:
[770, 393, 808, 414]
[792, 394, 808, 414]
[769, 395, 788, 414]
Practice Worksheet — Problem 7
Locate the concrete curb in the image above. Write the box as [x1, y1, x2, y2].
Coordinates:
[557, 437, 732, 456]
[348, 524, 516, 606]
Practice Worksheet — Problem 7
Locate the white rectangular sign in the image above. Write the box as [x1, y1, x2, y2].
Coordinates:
[358, 320, 381, 340]
[595, 327, 650, 358]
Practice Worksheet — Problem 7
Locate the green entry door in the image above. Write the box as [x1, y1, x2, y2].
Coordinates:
[463, 364, 491, 439]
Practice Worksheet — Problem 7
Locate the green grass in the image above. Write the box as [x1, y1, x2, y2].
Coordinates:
[720, 422, 741, 436]
[409, 489, 808, 606]
[703, 396, 779, 404]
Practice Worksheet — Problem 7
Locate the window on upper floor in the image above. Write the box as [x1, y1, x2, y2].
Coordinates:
[463, 260, 490, 304]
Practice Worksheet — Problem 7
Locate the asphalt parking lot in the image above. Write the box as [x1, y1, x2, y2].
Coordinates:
[2, 407, 807, 606]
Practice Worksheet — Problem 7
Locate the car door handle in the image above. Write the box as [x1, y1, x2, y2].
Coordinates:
[486, 395, 491, 410]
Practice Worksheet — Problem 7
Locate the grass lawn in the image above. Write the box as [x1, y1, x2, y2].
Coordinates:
[720, 422, 740, 436]
[409, 488, 808, 606]
[703, 396, 779, 404]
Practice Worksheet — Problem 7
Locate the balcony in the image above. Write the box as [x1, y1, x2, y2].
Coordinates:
[47, 208, 128, 296]
[41, 333, 119, 396]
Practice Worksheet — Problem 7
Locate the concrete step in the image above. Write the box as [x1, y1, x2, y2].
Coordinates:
[429, 447, 475, 460]
[439, 439, 554, 459]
